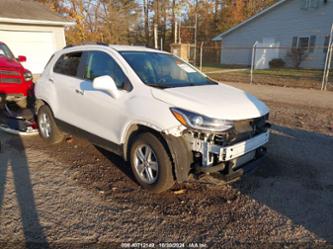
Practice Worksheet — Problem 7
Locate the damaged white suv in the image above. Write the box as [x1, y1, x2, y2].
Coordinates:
[35, 44, 270, 192]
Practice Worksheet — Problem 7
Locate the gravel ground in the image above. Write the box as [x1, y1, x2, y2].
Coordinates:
[0, 84, 333, 249]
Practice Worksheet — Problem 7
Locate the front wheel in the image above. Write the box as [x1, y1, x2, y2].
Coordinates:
[130, 133, 175, 193]
[37, 105, 64, 144]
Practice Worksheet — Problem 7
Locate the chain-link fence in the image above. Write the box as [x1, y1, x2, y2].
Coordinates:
[196, 43, 333, 91]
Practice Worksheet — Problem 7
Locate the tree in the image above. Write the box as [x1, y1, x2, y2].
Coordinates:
[37, 0, 140, 45]
[37, 0, 277, 51]
[143, 0, 150, 46]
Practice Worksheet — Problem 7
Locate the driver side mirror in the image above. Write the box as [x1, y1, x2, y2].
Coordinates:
[92, 75, 120, 98]
[17, 55, 26, 62]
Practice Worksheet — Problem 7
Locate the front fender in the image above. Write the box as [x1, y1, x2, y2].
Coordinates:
[162, 133, 192, 183]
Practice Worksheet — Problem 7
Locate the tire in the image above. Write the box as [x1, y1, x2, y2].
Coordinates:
[37, 105, 64, 144]
[130, 132, 175, 193]
[0, 95, 5, 110]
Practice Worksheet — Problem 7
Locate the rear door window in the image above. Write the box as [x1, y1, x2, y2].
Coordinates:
[53, 52, 82, 77]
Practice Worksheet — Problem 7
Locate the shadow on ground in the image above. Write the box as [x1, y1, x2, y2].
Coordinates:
[0, 132, 49, 248]
[234, 125, 333, 242]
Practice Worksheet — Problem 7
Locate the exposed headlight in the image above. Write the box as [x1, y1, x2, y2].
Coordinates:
[170, 107, 234, 132]
[23, 71, 33, 82]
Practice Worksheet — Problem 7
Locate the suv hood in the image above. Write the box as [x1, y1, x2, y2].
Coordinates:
[151, 83, 269, 120]
[0, 56, 22, 70]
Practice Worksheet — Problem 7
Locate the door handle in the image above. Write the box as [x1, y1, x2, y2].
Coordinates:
[75, 89, 84, 95]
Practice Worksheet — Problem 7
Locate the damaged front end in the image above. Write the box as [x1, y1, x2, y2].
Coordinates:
[186, 114, 270, 180]
[165, 113, 271, 183]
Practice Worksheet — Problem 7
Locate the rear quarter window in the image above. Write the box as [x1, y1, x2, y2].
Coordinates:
[53, 52, 82, 77]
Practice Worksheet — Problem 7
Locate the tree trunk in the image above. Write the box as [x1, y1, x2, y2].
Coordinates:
[144, 0, 150, 46]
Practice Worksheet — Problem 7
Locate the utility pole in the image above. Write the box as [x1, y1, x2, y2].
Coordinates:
[143, 0, 149, 46]
[174, 21, 178, 44]
[179, 20, 181, 44]
[322, 23, 333, 90]
[200, 42, 204, 71]
[193, 14, 198, 66]
[154, 24, 158, 49]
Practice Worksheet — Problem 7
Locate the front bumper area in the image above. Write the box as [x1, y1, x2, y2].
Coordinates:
[190, 131, 270, 168]
[195, 147, 267, 184]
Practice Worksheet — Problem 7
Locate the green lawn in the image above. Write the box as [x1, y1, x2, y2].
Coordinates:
[202, 64, 332, 79]
[253, 68, 324, 78]
[201, 64, 249, 72]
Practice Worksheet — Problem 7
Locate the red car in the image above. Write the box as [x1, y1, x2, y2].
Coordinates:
[0, 41, 33, 104]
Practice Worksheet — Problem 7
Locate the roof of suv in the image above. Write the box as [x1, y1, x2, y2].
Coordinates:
[62, 44, 168, 54]
[110, 45, 159, 52]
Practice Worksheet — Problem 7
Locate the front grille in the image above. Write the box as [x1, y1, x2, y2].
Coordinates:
[0, 69, 22, 84]
[0, 70, 20, 76]
[214, 114, 269, 146]
[0, 78, 21, 84]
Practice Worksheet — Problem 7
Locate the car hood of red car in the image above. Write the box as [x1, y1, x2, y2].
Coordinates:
[0, 56, 22, 71]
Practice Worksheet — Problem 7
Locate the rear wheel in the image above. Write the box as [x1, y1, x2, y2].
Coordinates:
[130, 133, 175, 193]
[37, 105, 64, 144]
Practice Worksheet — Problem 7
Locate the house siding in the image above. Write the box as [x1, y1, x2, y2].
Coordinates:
[220, 0, 333, 69]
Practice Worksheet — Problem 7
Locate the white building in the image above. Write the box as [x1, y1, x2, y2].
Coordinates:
[0, 0, 74, 74]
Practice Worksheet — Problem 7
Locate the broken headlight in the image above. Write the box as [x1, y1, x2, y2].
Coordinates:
[170, 107, 234, 132]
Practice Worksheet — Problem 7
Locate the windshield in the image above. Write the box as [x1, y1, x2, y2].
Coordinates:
[120, 51, 216, 88]
[0, 44, 15, 59]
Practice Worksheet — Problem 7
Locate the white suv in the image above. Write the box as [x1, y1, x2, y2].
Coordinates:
[35, 44, 270, 192]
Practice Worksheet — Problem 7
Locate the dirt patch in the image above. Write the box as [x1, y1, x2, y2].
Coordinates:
[0, 87, 333, 248]
[267, 100, 333, 135]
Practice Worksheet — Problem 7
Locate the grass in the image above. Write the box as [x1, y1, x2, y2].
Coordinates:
[202, 64, 332, 79]
[201, 64, 249, 72]
[201, 64, 333, 90]
[253, 68, 324, 78]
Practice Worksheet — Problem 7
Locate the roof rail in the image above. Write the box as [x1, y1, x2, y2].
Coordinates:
[63, 44, 74, 49]
[63, 42, 109, 49]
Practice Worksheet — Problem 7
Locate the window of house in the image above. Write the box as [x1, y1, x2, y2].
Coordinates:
[53, 52, 82, 77]
[299, 37, 310, 50]
[292, 37, 298, 48]
[301, 0, 319, 9]
[309, 35, 316, 52]
[323, 36, 330, 53]
[292, 35, 317, 52]
[310, 0, 319, 8]
[291, 36, 316, 52]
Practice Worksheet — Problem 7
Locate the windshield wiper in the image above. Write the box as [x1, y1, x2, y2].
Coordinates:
[146, 83, 169, 89]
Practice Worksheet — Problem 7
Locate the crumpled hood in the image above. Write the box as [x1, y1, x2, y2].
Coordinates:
[151, 83, 269, 120]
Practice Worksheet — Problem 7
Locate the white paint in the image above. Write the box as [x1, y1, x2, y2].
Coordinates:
[0, 30, 56, 74]
[92, 75, 120, 98]
[223, 131, 269, 160]
[152, 84, 269, 120]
